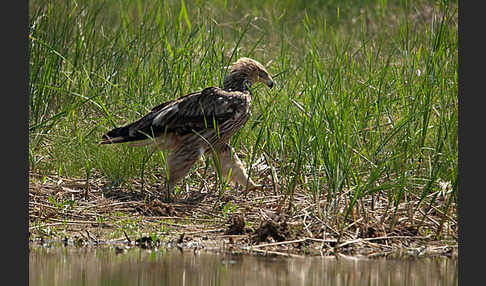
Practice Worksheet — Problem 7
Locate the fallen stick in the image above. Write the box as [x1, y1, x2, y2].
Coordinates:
[337, 235, 432, 248]
[246, 237, 338, 249]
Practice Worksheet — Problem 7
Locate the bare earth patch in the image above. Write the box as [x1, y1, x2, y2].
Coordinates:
[29, 173, 457, 258]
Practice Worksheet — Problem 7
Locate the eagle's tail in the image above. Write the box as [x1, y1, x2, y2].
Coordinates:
[100, 119, 154, 145]
[100, 125, 134, 144]
[100, 109, 166, 145]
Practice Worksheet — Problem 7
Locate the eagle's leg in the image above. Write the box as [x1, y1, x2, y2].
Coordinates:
[163, 145, 202, 201]
[214, 143, 261, 191]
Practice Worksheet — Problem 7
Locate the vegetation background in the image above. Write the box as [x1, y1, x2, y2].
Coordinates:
[29, 0, 457, 247]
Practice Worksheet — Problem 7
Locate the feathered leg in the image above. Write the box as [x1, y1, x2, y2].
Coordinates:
[213, 143, 261, 191]
[163, 144, 203, 200]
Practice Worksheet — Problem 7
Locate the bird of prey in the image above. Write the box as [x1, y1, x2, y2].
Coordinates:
[100, 57, 274, 196]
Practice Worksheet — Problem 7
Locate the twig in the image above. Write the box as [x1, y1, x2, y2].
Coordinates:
[39, 218, 113, 227]
[247, 248, 305, 258]
[183, 228, 224, 235]
[160, 221, 196, 228]
[29, 222, 65, 230]
[123, 231, 132, 243]
[85, 230, 98, 243]
[337, 235, 432, 248]
[248, 237, 337, 249]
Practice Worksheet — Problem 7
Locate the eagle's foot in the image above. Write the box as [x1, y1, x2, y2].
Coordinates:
[246, 182, 265, 192]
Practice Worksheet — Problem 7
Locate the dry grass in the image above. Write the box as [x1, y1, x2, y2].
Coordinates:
[29, 169, 457, 258]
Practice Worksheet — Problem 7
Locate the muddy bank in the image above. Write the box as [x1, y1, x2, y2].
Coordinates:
[29, 173, 457, 258]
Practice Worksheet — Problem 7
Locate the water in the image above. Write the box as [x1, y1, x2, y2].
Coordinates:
[29, 246, 457, 286]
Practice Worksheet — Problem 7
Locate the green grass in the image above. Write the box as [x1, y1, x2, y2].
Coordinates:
[29, 0, 457, 239]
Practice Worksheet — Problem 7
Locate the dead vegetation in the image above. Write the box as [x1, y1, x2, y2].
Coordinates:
[29, 172, 457, 258]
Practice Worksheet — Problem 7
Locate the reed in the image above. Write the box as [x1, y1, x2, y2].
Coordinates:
[29, 0, 457, 240]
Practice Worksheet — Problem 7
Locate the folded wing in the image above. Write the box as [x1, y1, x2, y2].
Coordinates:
[100, 87, 249, 144]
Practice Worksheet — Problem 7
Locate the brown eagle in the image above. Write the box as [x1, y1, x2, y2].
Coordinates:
[100, 57, 274, 194]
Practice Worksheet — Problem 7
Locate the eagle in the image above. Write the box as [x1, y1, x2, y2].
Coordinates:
[100, 57, 274, 195]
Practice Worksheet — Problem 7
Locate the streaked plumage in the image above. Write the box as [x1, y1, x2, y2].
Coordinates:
[101, 57, 274, 195]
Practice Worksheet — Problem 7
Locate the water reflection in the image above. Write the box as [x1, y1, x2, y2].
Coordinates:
[29, 246, 457, 286]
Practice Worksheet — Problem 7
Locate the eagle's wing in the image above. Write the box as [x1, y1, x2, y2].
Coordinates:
[100, 87, 250, 144]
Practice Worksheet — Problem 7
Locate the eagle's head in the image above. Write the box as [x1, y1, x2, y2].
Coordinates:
[223, 57, 274, 92]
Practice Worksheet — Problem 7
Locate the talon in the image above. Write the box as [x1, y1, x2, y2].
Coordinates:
[247, 182, 265, 192]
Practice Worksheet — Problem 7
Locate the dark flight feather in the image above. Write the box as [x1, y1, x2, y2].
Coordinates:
[100, 87, 249, 144]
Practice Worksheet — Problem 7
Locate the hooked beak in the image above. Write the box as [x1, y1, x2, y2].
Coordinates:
[266, 78, 274, 88]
